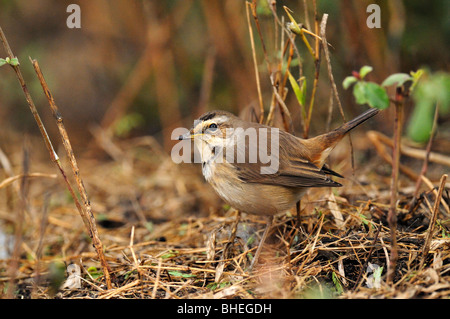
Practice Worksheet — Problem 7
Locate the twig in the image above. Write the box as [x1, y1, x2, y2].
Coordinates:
[420, 174, 447, 269]
[0, 173, 57, 189]
[0, 26, 112, 289]
[129, 226, 143, 285]
[0, 27, 58, 165]
[304, 13, 322, 138]
[246, 1, 264, 124]
[387, 88, 405, 283]
[30, 58, 113, 289]
[319, 14, 346, 125]
[295, 213, 325, 275]
[319, 14, 356, 175]
[367, 131, 424, 181]
[352, 221, 382, 291]
[250, 0, 270, 72]
[152, 258, 163, 299]
[420, 175, 450, 215]
[367, 130, 450, 168]
[269, 74, 295, 133]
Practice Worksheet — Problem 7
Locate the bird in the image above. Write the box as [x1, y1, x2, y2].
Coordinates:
[179, 107, 379, 270]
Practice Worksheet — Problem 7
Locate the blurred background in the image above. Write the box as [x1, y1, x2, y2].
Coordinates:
[0, 0, 449, 153]
[0, 1, 449, 298]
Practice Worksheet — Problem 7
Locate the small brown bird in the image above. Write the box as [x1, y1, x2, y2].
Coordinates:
[180, 107, 379, 269]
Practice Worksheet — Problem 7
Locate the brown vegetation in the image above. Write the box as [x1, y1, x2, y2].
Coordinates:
[0, 1, 448, 299]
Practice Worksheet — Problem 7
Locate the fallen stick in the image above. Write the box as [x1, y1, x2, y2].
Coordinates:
[367, 130, 450, 167]
[420, 174, 447, 269]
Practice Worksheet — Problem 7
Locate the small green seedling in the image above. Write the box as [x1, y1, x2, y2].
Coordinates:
[0, 56, 19, 67]
[343, 65, 389, 110]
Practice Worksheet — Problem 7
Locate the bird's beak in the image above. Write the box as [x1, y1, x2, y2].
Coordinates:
[178, 131, 192, 140]
[179, 130, 203, 140]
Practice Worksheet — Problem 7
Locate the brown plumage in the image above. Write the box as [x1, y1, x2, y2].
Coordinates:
[181, 107, 379, 216]
[180, 107, 379, 270]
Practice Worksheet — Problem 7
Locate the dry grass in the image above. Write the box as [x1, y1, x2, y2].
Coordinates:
[0, 1, 449, 300]
[0, 132, 448, 299]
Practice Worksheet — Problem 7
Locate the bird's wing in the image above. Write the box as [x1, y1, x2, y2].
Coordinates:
[235, 157, 342, 188]
[231, 128, 342, 188]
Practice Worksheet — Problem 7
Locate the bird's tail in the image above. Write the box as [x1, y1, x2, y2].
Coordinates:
[305, 107, 380, 167]
[337, 107, 380, 135]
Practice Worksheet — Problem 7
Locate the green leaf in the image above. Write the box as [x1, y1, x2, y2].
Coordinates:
[288, 71, 306, 107]
[381, 73, 412, 88]
[87, 266, 103, 279]
[124, 270, 136, 280]
[332, 272, 344, 294]
[353, 81, 368, 105]
[353, 81, 389, 110]
[0, 58, 6, 67]
[430, 73, 450, 112]
[342, 76, 358, 90]
[207, 282, 218, 290]
[256, 0, 272, 16]
[246, 234, 255, 246]
[284, 7, 302, 35]
[359, 213, 369, 225]
[168, 271, 196, 278]
[410, 69, 425, 92]
[9, 57, 19, 66]
[160, 250, 178, 259]
[359, 65, 373, 79]
[373, 266, 384, 279]
[114, 112, 144, 137]
[406, 100, 434, 143]
[364, 82, 390, 109]
[145, 221, 154, 233]
[407, 71, 450, 143]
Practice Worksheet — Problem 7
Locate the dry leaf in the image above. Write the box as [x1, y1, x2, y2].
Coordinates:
[61, 264, 81, 290]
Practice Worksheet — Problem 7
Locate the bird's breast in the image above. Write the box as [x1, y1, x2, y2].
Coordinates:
[205, 162, 306, 216]
[202, 160, 216, 182]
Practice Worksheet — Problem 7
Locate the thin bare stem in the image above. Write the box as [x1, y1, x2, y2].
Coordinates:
[250, 0, 270, 72]
[420, 174, 447, 269]
[31, 59, 113, 289]
[246, 1, 264, 124]
[0, 26, 112, 289]
[0, 27, 58, 163]
[386, 88, 405, 283]
[319, 14, 355, 171]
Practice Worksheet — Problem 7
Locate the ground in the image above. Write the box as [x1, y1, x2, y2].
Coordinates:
[0, 131, 448, 299]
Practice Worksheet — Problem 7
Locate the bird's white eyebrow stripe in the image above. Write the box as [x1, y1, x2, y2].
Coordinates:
[212, 116, 228, 124]
[200, 116, 228, 127]
[193, 115, 230, 133]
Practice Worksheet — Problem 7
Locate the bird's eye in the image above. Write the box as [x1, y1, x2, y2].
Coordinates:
[208, 123, 218, 131]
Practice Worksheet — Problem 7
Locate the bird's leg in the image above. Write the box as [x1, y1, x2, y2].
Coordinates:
[294, 200, 308, 242]
[296, 200, 301, 230]
[249, 215, 273, 271]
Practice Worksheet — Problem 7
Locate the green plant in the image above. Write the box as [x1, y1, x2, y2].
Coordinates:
[343, 65, 450, 283]
[343, 65, 417, 283]
[406, 70, 450, 143]
[343, 65, 389, 110]
[0, 56, 19, 67]
[344, 66, 450, 144]
[331, 271, 344, 294]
